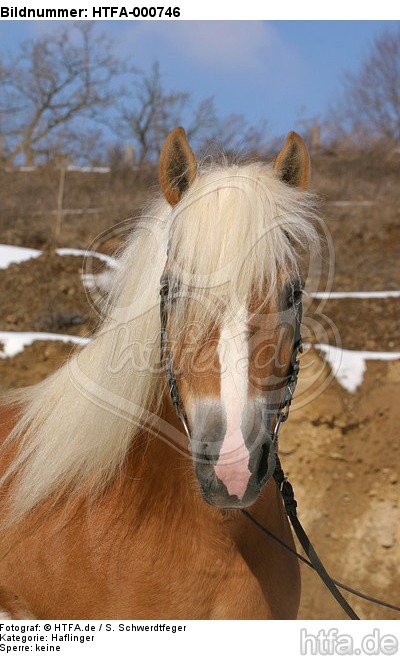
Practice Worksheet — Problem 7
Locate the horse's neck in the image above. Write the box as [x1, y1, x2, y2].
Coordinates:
[125, 397, 199, 511]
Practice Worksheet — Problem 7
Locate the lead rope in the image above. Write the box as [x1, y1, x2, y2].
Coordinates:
[272, 455, 360, 619]
[241, 461, 400, 616]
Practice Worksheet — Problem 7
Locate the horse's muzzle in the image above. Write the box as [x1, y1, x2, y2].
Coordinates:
[192, 434, 276, 509]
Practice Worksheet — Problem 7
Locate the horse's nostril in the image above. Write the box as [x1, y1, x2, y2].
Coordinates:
[190, 439, 219, 466]
[202, 443, 218, 465]
[258, 443, 270, 480]
[203, 450, 211, 463]
[255, 441, 276, 487]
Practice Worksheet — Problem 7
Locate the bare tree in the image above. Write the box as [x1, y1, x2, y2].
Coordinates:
[116, 62, 216, 166]
[206, 113, 269, 157]
[117, 62, 267, 165]
[0, 22, 123, 165]
[0, 22, 268, 169]
[328, 25, 400, 147]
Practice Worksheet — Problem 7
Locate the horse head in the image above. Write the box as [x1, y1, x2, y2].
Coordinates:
[159, 128, 311, 509]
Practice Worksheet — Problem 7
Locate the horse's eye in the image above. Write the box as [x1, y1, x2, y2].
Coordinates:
[160, 274, 170, 300]
[160, 274, 182, 305]
[287, 278, 304, 308]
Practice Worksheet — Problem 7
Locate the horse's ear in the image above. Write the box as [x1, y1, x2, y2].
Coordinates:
[159, 127, 197, 206]
[273, 131, 310, 190]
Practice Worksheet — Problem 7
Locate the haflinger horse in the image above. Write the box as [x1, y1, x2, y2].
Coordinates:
[0, 128, 318, 620]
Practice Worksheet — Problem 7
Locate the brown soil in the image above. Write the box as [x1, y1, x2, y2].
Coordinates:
[0, 167, 399, 620]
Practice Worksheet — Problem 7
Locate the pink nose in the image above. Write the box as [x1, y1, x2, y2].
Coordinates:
[214, 428, 251, 500]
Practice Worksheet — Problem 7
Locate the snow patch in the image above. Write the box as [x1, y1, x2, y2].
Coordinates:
[310, 291, 400, 299]
[0, 332, 90, 359]
[0, 245, 41, 269]
[81, 271, 116, 292]
[0, 244, 119, 270]
[314, 344, 400, 393]
[55, 248, 119, 269]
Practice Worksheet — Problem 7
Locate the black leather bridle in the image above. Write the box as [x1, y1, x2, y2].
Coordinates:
[160, 273, 191, 441]
[159, 273, 400, 620]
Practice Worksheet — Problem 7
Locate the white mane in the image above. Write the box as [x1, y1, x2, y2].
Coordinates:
[1, 161, 318, 523]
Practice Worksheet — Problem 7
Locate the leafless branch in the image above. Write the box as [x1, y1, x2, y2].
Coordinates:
[0, 22, 124, 165]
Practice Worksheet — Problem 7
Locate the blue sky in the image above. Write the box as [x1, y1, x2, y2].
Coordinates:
[0, 20, 397, 142]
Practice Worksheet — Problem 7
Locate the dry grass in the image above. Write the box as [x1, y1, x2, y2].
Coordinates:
[311, 146, 400, 201]
[1, 146, 399, 252]
[0, 165, 159, 250]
